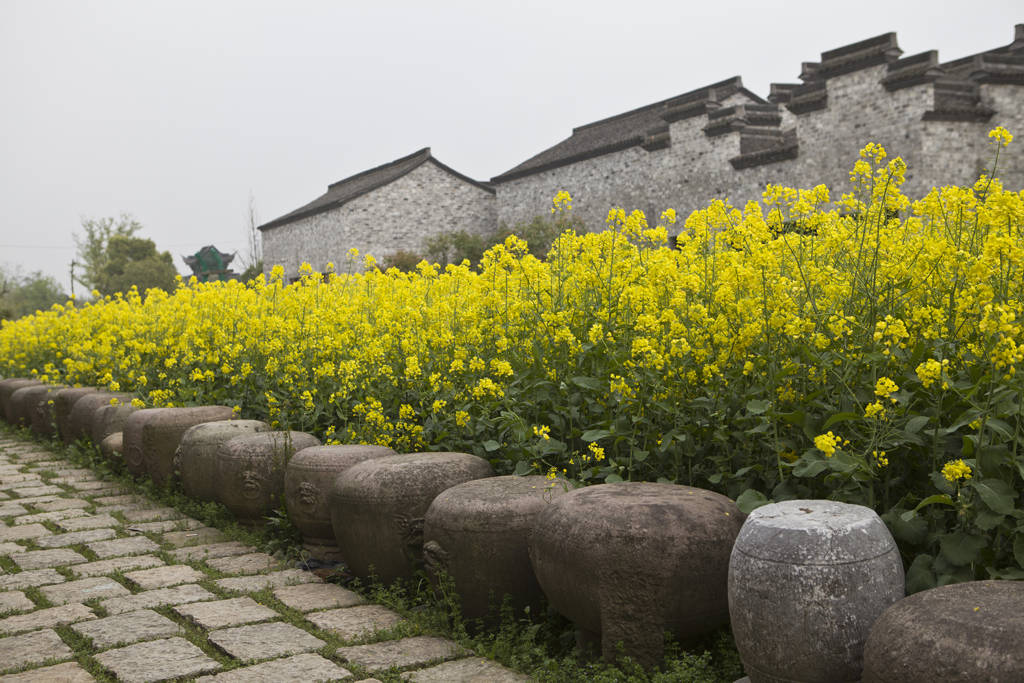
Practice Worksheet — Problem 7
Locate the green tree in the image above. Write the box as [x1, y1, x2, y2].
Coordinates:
[73, 214, 142, 291]
[96, 235, 178, 296]
[0, 267, 68, 320]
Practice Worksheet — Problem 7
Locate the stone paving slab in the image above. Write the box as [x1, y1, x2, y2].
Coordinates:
[40, 577, 131, 605]
[0, 568, 66, 590]
[13, 509, 88, 525]
[121, 507, 182, 522]
[34, 527, 116, 548]
[9, 485, 66, 497]
[170, 541, 254, 562]
[0, 504, 29, 517]
[0, 628, 73, 672]
[90, 494, 144, 506]
[33, 497, 89, 511]
[208, 621, 326, 662]
[71, 608, 183, 649]
[57, 514, 120, 531]
[11, 548, 88, 570]
[306, 605, 404, 641]
[94, 636, 222, 682]
[194, 653, 352, 682]
[216, 569, 321, 593]
[0, 661, 95, 682]
[401, 656, 532, 682]
[123, 564, 206, 589]
[206, 552, 281, 575]
[0, 524, 50, 542]
[101, 583, 215, 614]
[0, 602, 95, 635]
[0, 475, 42, 485]
[0, 590, 34, 613]
[274, 583, 366, 612]
[336, 636, 465, 672]
[71, 554, 165, 578]
[125, 518, 203, 534]
[0, 541, 26, 555]
[64, 480, 112, 492]
[172, 596, 279, 629]
[163, 527, 228, 547]
[87, 535, 160, 558]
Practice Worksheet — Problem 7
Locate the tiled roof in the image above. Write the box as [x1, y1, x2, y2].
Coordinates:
[260, 148, 493, 231]
[490, 77, 764, 184]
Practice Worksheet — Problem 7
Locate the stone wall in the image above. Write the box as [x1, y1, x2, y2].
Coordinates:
[262, 161, 495, 280]
[493, 29, 1024, 233]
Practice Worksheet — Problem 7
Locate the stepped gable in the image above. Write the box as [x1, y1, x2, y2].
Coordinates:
[260, 148, 494, 231]
[490, 77, 764, 183]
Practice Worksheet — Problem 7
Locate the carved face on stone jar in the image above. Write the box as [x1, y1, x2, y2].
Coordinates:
[239, 469, 263, 500]
[297, 481, 320, 511]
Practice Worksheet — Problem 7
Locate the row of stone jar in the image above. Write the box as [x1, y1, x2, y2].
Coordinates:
[1, 378, 1022, 682]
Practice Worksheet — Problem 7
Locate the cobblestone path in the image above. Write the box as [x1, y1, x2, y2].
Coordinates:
[0, 433, 529, 682]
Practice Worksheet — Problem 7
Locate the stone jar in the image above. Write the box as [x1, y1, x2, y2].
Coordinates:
[53, 387, 97, 443]
[217, 431, 322, 526]
[9, 384, 63, 430]
[728, 499, 905, 683]
[0, 378, 40, 423]
[100, 432, 124, 465]
[176, 420, 271, 503]
[284, 444, 396, 562]
[27, 384, 69, 438]
[528, 482, 744, 667]
[423, 475, 568, 626]
[862, 580, 1024, 683]
[91, 402, 139, 446]
[66, 392, 134, 445]
[123, 406, 235, 483]
[330, 452, 495, 584]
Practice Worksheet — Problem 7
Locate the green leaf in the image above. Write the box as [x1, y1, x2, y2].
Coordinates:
[570, 376, 604, 391]
[985, 417, 1014, 439]
[745, 399, 770, 415]
[631, 449, 649, 462]
[512, 460, 533, 476]
[912, 493, 956, 513]
[905, 554, 936, 594]
[482, 439, 501, 452]
[939, 532, 988, 567]
[822, 411, 859, 429]
[971, 478, 1016, 515]
[792, 457, 828, 478]
[972, 509, 1006, 531]
[888, 512, 928, 545]
[581, 429, 611, 443]
[604, 473, 623, 483]
[1014, 534, 1024, 569]
[735, 488, 769, 514]
[904, 415, 930, 434]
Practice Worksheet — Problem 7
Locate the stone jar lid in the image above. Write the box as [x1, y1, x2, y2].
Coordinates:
[290, 444, 396, 471]
[734, 499, 896, 564]
[427, 475, 569, 531]
[332, 452, 493, 503]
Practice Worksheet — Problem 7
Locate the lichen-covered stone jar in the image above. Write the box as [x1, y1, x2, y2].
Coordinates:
[123, 406, 235, 483]
[176, 420, 270, 503]
[217, 431, 321, 526]
[284, 444, 396, 562]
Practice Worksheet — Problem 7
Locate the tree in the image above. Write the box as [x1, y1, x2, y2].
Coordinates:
[73, 214, 142, 292]
[0, 266, 68, 320]
[96, 235, 178, 296]
[238, 193, 263, 282]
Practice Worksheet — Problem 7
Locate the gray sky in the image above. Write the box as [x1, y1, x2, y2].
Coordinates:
[2, 1, 1021, 292]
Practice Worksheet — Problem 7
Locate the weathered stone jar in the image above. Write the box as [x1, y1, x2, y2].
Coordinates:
[53, 387, 97, 442]
[330, 452, 495, 584]
[0, 378, 40, 423]
[91, 402, 139, 446]
[9, 384, 63, 430]
[66, 392, 134, 445]
[284, 444, 396, 562]
[528, 482, 744, 667]
[728, 499, 904, 683]
[100, 432, 124, 465]
[176, 420, 271, 503]
[217, 431, 321, 526]
[27, 384, 68, 438]
[423, 474, 568, 625]
[123, 406, 235, 483]
[861, 580, 1024, 683]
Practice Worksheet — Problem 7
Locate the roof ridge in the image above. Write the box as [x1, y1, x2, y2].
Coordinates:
[327, 147, 431, 189]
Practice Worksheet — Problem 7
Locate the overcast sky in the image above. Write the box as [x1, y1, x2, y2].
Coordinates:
[2, 1, 1021, 292]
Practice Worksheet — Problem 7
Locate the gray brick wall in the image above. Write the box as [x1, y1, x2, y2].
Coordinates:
[263, 161, 495, 280]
